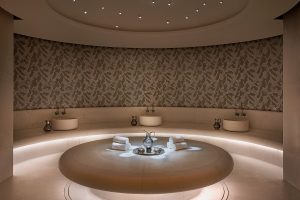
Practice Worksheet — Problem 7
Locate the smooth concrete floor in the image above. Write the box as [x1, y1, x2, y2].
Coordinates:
[1, 153, 300, 200]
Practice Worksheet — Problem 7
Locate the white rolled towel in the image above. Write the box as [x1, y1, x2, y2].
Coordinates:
[169, 135, 185, 143]
[167, 142, 188, 151]
[111, 142, 131, 151]
[113, 136, 129, 144]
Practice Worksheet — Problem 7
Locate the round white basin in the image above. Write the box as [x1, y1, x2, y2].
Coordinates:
[51, 117, 78, 131]
[223, 119, 249, 132]
[139, 115, 162, 127]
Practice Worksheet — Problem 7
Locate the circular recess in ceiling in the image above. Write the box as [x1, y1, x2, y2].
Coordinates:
[47, 0, 249, 32]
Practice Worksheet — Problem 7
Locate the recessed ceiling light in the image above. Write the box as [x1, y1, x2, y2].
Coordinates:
[195, 9, 199, 13]
[166, 21, 170, 24]
[219, 1, 224, 4]
[167, 3, 171, 6]
[101, 6, 105, 10]
[118, 12, 122, 15]
[73, 0, 76, 2]
[138, 16, 142, 19]
[84, 11, 88, 14]
[152, 1, 156, 4]
[115, 25, 119, 28]
[185, 16, 189, 20]
[203, 2, 207, 6]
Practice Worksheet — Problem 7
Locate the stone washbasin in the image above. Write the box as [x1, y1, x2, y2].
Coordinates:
[139, 115, 162, 127]
[223, 119, 249, 132]
[51, 117, 79, 131]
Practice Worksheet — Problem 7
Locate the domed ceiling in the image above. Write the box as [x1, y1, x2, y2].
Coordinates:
[47, 0, 248, 32]
[0, 0, 299, 48]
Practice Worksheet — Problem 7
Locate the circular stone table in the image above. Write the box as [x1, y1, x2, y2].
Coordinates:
[59, 137, 233, 194]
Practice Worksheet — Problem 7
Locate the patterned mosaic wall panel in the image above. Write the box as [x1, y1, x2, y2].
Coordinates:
[14, 35, 283, 111]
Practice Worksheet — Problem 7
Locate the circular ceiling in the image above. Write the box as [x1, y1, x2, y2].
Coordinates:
[47, 0, 248, 32]
[0, 0, 299, 48]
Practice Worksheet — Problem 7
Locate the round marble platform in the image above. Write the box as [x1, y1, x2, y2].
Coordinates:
[59, 137, 234, 194]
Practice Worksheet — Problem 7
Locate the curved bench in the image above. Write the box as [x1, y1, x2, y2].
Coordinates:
[13, 123, 282, 167]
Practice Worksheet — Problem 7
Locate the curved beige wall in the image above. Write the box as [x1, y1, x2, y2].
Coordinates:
[0, 8, 14, 182]
[283, 2, 300, 191]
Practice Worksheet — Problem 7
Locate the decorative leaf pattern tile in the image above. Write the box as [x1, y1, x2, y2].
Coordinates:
[14, 35, 283, 111]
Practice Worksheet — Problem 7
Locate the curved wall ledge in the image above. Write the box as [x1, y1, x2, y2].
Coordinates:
[13, 123, 283, 167]
[14, 107, 283, 134]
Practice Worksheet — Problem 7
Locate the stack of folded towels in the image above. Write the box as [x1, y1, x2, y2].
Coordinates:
[111, 136, 131, 151]
[167, 135, 188, 150]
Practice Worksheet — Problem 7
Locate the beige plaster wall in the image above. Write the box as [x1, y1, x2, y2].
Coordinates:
[0, 7, 14, 182]
[283, 3, 300, 190]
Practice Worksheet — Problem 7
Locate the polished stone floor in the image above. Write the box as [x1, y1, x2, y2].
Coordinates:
[1, 153, 300, 200]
